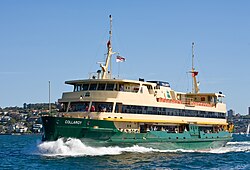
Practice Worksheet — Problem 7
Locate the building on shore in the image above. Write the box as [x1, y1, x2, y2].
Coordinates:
[227, 109, 235, 119]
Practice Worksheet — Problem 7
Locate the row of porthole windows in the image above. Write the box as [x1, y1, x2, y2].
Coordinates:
[121, 136, 219, 140]
[121, 137, 187, 140]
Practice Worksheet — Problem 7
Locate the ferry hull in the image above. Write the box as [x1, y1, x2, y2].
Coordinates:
[42, 116, 232, 150]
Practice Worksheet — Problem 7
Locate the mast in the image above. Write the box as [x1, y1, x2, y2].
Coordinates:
[100, 15, 115, 79]
[192, 42, 194, 71]
[49, 81, 51, 115]
[191, 42, 199, 94]
[109, 14, 112, 78]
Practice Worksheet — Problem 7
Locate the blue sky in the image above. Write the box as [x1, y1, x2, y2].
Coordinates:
[0, 1, 250, 115]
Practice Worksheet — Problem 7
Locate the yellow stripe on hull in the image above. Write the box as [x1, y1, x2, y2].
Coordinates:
[103, 118, 228, 126]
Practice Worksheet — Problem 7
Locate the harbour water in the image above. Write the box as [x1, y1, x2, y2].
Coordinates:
[0, 134, 249, 169]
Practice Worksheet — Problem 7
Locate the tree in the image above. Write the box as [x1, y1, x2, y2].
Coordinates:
[10, 118, 16, 125]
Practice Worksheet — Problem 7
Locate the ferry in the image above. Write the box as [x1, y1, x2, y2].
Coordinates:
[42, 15, 234, 149]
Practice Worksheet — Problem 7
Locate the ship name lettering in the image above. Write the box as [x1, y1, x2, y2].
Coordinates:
[65, 120, 82, 125]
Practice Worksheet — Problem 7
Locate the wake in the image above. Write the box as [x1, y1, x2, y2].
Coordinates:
[38, 138, 250, 157]
[206, 141, 250, 154]
[38, 138, 156, 157]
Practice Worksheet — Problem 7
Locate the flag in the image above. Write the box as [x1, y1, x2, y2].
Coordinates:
[192, 71, 198, 77]
[116, 56, 126, 62]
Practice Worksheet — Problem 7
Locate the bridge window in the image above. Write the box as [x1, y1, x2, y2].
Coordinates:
[106, 83, 115, 91]
[82, 84, 89, 91]
[74, 84, 82, 92]
[98, 83, 106, 90]
[89, 84, 97, 90]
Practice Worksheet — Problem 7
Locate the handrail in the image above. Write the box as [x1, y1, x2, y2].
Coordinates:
[156, 97, 213, 107]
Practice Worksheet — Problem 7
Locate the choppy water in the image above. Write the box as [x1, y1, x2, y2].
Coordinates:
[0, 134, 249, 169]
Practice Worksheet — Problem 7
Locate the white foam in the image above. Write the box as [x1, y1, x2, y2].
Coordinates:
[227, 141, 250, 145]
[38, 138, 159, 157]
[206, 141, 250, 154]
[38, 138, 250, 157]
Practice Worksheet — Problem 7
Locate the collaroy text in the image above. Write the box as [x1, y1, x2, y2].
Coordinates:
[65, 120, 82, 125]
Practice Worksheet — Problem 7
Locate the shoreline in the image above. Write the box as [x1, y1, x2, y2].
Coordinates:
[0, 133, 42, 136]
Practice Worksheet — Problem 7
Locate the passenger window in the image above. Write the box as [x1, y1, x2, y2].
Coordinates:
[68, 102, 90, 112]
[91, 102, 113, 112]
[59, 102, 68, 112]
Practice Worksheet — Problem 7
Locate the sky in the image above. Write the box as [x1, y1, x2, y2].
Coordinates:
[0, 1, 250, 115]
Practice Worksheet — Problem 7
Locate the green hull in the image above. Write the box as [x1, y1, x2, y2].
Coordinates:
[42, 116, 232, 150]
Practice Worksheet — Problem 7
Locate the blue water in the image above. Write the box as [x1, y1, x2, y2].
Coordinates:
[0, 134, 249, 169]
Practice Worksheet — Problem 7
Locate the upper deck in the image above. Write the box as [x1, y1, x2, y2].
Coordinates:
[59, 78, 226, 114]
[65, 78, 156, 93]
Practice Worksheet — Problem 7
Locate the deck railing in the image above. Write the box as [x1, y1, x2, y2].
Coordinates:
[156, 97, 213, 107]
